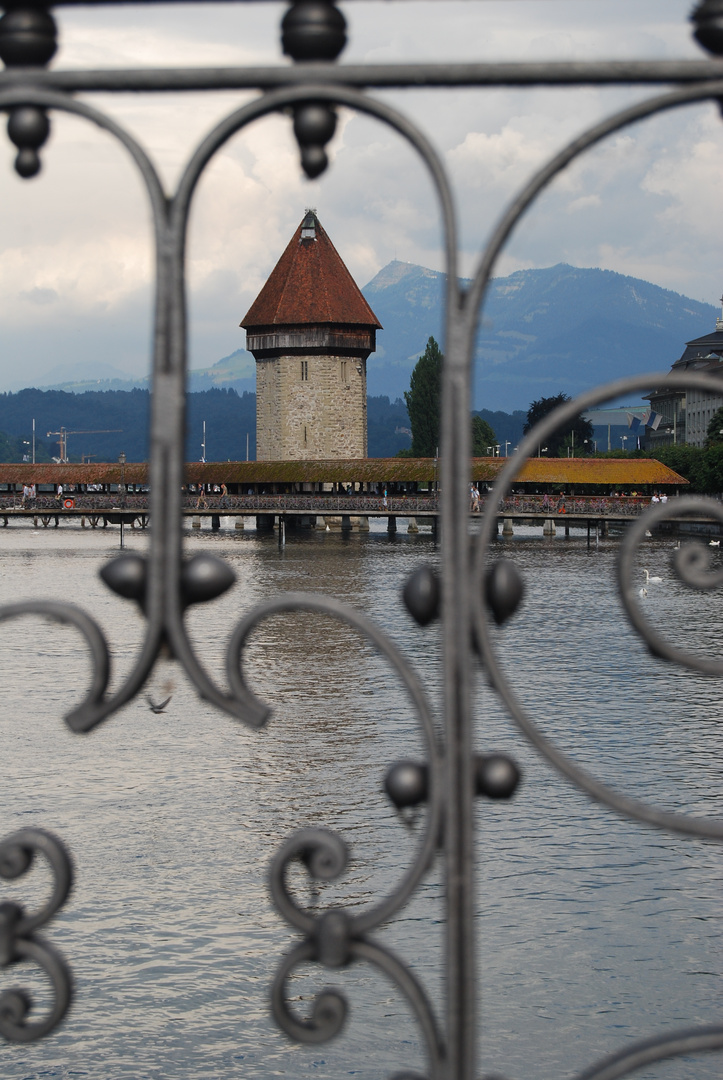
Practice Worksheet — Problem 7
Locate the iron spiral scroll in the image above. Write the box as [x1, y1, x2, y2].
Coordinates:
[0, 0, 722, 1077]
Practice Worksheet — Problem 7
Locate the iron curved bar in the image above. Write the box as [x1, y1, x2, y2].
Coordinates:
[464, 79, 723, 360]
[0, 935, 73, 1043]
[0, 86, 176, 731]
[0, 828, 74, 1042]
[269, 828, 349, 937]
[572, 1025, 723, 1080]
[0, 602, 110, 733]
[0, 828, 73, 936]
[269, 936, 443, 1078]
[227, 592, 441, 935]
[172, 81, 458, 302]
[151, 82, 459, 721]
[350, 938, 444, 1080]
[619, 497, 723, 676]
[270, 939, 347, 1045]
[472, 370, 723, 840]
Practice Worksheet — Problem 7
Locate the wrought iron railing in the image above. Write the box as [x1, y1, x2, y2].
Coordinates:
[2, 3, 723, 1078]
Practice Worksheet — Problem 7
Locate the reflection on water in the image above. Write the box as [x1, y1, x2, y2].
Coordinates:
[0, 521, 720, 1079]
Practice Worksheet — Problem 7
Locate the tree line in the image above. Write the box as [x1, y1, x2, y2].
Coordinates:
[403, 336, 593, 458]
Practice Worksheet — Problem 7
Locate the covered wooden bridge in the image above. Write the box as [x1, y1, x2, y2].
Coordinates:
[0, 457, 689, 535]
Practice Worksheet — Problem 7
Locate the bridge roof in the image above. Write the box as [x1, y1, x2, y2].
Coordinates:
[0, 457, 686, 486]
[240, 211, 381, 331]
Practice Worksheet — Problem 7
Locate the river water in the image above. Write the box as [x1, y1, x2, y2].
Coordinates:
[0, 518, 721, 1080]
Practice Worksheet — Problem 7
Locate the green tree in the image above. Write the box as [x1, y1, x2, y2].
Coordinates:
[471, 415, 497, 455]
[705, 406, 723, 448]
[523, 392, 594, 457]
[404, 336, 442, 457]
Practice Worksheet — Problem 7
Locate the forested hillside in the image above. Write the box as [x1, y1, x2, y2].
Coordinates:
[0, 387, 256, 462]
[0, 389, 417, 461]
[0, 386, 532, 461]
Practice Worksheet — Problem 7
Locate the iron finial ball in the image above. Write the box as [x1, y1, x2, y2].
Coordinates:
[692, 1, 723, 55]
[485, 558, 525, 626]
[7, 106, 50, 179]
[0, 7, 57, 68]
[384, 761, 428, 808]
[282, 1, 347, 62]
[402, 564, 440, 626]
[475, 754, 521, 800]
[293, 102, 337, 179]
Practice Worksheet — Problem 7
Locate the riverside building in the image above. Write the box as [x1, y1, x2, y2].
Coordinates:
[645, 297, 723, 449]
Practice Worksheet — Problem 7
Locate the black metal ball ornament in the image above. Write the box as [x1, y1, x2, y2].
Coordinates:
[282, 0, 347, 63]
[402, 564, 440, 626]
[7, 105, 50, 178]
[474, 754, 521, 800]
[293, 102, 337, 179]
[384, 761, 428, 808]
[0, 7, 57, 68]
[484, 558, 525, 626]
[692, 0, 723, 55]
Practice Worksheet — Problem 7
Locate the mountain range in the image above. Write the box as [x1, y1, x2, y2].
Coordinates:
[31, 261, 718, 414]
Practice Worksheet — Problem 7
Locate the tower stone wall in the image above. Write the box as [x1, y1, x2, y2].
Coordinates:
[255, 352, 367, 460]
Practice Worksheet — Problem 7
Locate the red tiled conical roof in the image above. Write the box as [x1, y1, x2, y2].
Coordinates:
[240, 211, 381, 330]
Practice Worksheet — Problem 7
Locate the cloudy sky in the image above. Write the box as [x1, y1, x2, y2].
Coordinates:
[0, 0, 718, 391]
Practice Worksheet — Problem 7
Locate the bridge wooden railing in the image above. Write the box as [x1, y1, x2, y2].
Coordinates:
[0, 492, 671, 517]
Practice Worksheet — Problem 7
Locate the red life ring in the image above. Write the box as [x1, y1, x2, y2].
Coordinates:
[63, 498, 74, 509]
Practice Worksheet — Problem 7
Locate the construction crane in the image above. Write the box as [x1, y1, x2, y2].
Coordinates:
[46, 427, 123, 463]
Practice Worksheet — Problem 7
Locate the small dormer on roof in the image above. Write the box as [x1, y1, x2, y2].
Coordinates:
[300, 208, 316, 240]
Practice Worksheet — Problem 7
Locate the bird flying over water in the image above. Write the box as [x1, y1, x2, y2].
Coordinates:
[146, 694, 172, 713]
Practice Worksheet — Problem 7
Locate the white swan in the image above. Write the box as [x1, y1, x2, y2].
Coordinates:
[639, 586, 648, 598]
[709, 539, 720, 547]
[643, 569, 662, 585]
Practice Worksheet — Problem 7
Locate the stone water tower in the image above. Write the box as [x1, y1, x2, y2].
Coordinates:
[241, 210, 381, 460]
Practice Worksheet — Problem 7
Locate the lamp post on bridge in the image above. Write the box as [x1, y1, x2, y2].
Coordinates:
[118, 452, 127, 549]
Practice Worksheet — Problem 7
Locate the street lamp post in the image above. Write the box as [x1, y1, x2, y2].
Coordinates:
[620, 435, 628, 451]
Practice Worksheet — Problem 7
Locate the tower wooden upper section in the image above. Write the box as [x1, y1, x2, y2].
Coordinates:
[241, 212, 382, 460]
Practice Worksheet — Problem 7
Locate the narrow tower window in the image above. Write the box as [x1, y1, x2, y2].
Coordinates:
[340, 360, 347, 383]
[301, 360, 308, 381]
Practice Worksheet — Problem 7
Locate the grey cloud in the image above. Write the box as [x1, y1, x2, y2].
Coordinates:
[19, 287, 59, 306]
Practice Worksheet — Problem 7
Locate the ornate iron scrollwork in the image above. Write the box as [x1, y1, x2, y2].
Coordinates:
[0, 828, 73, 1042]
[0, 2, 721, 1077]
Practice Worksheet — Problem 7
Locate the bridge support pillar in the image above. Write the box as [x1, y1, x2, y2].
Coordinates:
[256, 514, 275, 531]
[407, 516, 418, 533]
[387, 515, 397, 535]
[192, 516, 201, 529]
[432, 516, 439, 540]
[235, 516, 245, 529]
[564, 522, 570, 537]
[543, 518, 556, 536]
[33, 517, 38, 528]
[81, 517, 87, 528]
[357, 516, 369, 531]
[211, 514, 221, 531]
[600, 519, 608, 537]
[316, 516, 326, 530]
[502, 517, 514, 536]
[341, 514, 352, 532]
